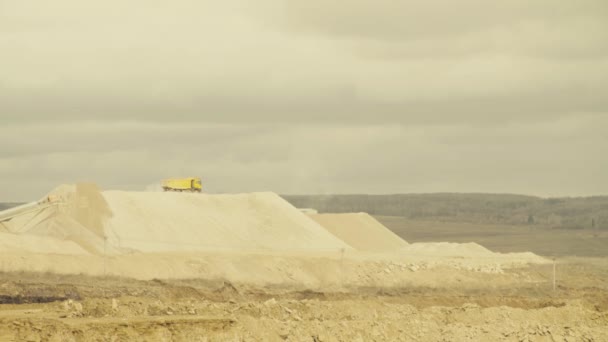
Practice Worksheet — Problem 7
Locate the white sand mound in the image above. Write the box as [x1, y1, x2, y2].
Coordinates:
[308, 213, 408, 252]
[401, 242, 547, 262]
[102, 191, 352, 253]
[401, 242, 493, 257]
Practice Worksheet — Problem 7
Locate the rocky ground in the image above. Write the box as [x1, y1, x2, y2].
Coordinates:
[0, 258, 606, 341]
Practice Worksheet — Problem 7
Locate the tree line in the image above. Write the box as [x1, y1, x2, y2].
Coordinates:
[282, 193, 608, 230]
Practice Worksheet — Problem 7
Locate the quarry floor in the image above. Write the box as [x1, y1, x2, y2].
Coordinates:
[0, 258, 607, 342]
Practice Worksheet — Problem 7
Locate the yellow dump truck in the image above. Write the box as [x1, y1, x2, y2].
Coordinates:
[161, 177, 202, 193]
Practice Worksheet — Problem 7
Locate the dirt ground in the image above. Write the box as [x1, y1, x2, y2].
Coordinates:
[1, 203, 606, 341]
[0, 258, 606, 341]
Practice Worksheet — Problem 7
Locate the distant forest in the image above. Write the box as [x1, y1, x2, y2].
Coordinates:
[283, 194, 608, 230]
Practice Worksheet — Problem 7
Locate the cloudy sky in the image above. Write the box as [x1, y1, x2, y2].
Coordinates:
[1, 0, 607, 201]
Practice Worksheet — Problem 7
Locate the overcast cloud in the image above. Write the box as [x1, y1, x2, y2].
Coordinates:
[1, 0, 607, 201]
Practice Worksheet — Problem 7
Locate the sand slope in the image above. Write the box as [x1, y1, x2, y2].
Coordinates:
[308, 213, 408, 252]
[103, 191, 352, 253]
[0, 231, 88, 255]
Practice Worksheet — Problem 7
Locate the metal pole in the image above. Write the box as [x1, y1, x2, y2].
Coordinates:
[340, 248, 345, 285]
[103, 237, 107, 276]
[552, 258, 556, 292]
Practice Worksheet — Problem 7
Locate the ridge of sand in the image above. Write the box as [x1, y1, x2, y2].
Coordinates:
[401, 242, 493, 257]
[308, 213, 408, 252]
[400, 242, 547, 262]
[102, 190, 352, 253]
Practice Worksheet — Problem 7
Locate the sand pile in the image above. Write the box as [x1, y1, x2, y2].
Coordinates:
[308, 213, 408, 252]
[0, 184, 352, 255]
[400, 242, 493, 257]
[400, 242, 546, 262]
[0, 183, 545, 270]
[102, 191, 351, 253]
[0, 183, 550, 283]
